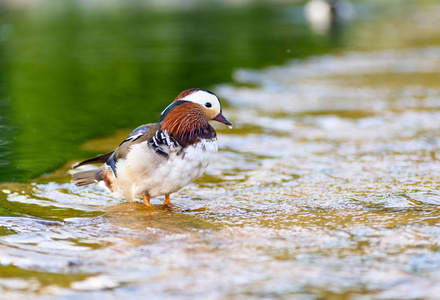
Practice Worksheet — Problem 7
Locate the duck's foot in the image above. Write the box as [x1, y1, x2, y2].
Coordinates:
[164, 194, 171, 205]
[164, 203, 179, 212]
[164, 195, 179, 211]
[143, 195, 154, 208]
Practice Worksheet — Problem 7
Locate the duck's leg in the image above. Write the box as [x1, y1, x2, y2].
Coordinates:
[164, 194, 171, 205]
[143, 194, 153, 207]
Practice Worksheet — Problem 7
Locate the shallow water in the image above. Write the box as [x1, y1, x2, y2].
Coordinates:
[1, 2, 440, 300]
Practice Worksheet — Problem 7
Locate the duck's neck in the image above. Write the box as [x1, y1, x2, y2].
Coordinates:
[161, 103, 214, 146]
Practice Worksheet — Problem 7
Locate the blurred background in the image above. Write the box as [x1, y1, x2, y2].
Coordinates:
[1, 0, 437, 182]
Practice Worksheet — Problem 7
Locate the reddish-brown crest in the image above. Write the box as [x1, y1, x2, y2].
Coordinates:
[173, 88, 199, 102]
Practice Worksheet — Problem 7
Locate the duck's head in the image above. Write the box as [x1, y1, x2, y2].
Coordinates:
[160, 89, 232, 128]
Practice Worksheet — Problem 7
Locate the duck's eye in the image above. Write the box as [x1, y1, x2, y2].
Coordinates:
[205, 102, 212, 108]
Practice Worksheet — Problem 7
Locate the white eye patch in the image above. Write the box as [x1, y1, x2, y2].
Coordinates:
[182, 90, 221, 114]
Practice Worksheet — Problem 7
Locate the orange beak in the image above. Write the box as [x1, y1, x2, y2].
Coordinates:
[213, 112, 233, 127]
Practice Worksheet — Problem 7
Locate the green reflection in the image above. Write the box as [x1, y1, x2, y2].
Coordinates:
[0, 264, 93, 288]
[0, 2, 331, 182]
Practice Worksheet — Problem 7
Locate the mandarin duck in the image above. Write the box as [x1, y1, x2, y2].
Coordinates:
[72, 89, 232, 207]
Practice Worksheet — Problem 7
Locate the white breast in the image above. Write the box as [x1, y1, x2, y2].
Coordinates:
[115, 138, 218, 200]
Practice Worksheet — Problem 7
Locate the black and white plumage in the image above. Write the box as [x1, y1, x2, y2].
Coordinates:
[72, 89, 232, 207]
[148, 130, 180, 158]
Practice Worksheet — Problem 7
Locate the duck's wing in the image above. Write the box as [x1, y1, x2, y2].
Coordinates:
[106, 123, 163, 175]
[73, 123, 160, 169]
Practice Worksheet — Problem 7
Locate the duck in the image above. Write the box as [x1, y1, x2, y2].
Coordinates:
[72, 88, 232, 207]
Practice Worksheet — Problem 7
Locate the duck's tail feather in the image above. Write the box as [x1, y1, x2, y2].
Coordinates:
[71, 169, 102, 186]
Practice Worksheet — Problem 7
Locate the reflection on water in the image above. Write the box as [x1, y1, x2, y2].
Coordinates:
[0, 1, 329, 182]
[1, 1, 440, 299]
